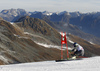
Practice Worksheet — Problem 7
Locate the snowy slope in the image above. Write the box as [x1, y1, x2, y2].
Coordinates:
[0, 56, 100, 71]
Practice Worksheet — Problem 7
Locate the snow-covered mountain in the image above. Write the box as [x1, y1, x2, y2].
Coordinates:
[29, 10, 100, 38]
[0, 56, 100, 71]
[1, 8, 100, 38]
[70, 11, 82, 17]
[29, 11, 53, 16]
[57, 11, 69, 15]
[0, 8, 100, 45]
[29, 10, 81, 17]
[70, 12, 100, 37]
[29, 11, 40, 15]
[0, 8, 29, 21]
[42, 11, 53, 15]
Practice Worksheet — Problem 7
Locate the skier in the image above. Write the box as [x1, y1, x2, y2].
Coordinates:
[71, 42, 84, 57]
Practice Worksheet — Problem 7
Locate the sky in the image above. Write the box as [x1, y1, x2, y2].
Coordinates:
[0, 0, 100, 13]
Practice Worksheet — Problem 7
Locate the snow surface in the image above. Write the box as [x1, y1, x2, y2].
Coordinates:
[0, 56, 100, 71]
[89, 41, 95, 45]
[34, 41, 72, 50]
[10, 22, 14, 25]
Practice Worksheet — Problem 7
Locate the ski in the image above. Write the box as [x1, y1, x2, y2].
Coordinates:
[55, 58, 82, 62]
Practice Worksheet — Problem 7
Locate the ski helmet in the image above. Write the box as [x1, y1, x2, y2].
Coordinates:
[73, 42, 78, 47]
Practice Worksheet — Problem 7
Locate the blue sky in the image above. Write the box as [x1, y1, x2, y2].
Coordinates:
[0, 0, 100, 13]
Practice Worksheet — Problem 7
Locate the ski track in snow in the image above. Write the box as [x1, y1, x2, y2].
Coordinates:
[34, 41, 72, 50]
[0, 56, 100, 71]
[14, 32, 72, 50]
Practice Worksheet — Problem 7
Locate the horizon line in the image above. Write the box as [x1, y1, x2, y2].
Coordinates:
[0, 8, 100, 14]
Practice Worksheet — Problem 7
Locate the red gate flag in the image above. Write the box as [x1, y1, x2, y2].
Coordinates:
[61, 32, 69, 60]
[61, 32, 67, 44]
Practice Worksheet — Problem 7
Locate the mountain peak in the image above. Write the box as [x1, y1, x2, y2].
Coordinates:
[24, 16, 30, 19]
[42, 11, 49, 13]
[15, 16, 61, 45]
[15, 16, 32, 22]
[0, 8, 29, 21]
[58, 11, 68, 15]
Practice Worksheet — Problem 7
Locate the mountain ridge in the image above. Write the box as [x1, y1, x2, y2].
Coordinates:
[0, 8, 100, 45]
[0, 17, 100, 65]
[0, 18, 62, 65]
[14, 16, 61, 45]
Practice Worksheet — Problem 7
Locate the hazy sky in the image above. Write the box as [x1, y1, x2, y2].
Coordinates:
[0, 0, 100, 13]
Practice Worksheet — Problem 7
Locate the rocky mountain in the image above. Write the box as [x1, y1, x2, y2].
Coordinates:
[30, 11, 81, 22]
[1, 8, 99, 45]
[14, 16, 61, 45]
[0, 16, 100, 65]
[30, 12, 44, 20]
[70, 12, 100, 37]
[44, 11, 100, 38]
[0, 8, 29, 21]
[42, 16, 100, 45]
[1, 8, 100, 38]
[29, 11, 100, 45]
[0, 18, 63, 65]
